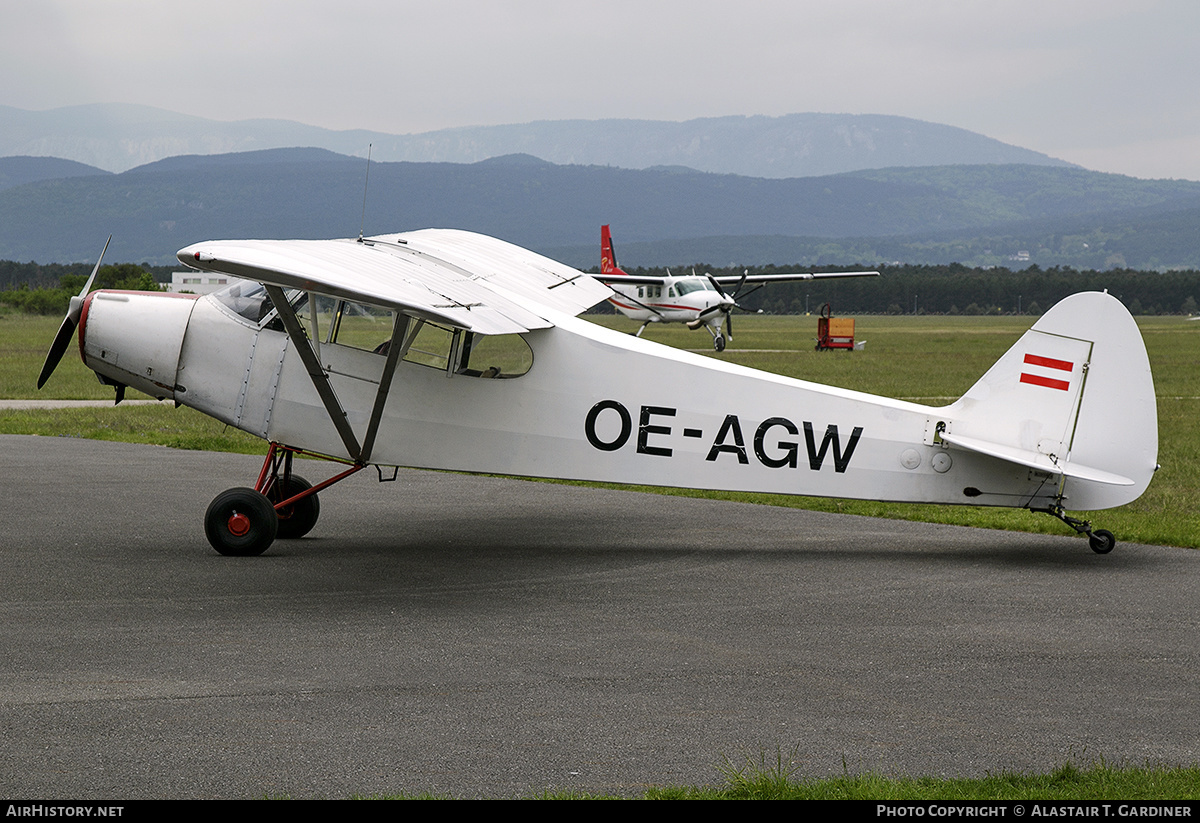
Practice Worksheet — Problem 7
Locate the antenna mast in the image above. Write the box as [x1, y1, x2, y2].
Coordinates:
[358, 143, 372, 242]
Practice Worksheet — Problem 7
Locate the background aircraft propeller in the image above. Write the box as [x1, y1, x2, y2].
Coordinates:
[699, 269, 761, 340]
[37, 235, 110, 389]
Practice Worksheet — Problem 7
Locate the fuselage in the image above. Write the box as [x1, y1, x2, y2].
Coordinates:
[75, 283, 1093, 512]
[606, 275, 730, 328]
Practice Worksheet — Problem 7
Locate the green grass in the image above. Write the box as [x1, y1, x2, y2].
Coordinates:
[358, 760, 1200, 799]
[652, 759, 1200, 800]
[5, 309, 1200, 547]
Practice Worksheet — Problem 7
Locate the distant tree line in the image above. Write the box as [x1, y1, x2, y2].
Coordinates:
[5, 258, 1200, 318]
[588, 263, 1200, 316]
[0, 262, 168, 314]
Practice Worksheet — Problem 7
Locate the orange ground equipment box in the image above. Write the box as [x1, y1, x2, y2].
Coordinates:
[815, 304, 856, 351]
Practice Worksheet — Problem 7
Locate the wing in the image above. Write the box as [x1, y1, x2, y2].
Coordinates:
[594, 273, 669, 286]
[596, 271, 880, 287]
[712, 270, 879, 285]
[177, 229, 613, 335]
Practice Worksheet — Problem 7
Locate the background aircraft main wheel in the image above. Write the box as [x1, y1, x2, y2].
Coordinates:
[1088, 529, 1116, 554]
[713, 335, 726, 352]
[268, 475, 320, 539]
[204, 487, 279, 556]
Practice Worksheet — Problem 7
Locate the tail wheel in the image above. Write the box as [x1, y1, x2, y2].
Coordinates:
[205, 488, 278, 556]
[1089, 529, 1116, 554]
[267, 475, 320, 539]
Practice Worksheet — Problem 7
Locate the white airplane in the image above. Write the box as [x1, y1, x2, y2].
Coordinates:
[597, 224, 879, 350]
[38, 230, 1157, 557]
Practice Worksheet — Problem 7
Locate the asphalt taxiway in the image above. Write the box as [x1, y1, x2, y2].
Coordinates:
[2, 435, 1197, 799]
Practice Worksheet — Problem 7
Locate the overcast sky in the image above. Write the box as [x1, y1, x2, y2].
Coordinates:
[4, 0, 1199, 180]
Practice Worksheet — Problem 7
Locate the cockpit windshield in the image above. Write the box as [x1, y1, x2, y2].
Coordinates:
[211, 281, 305, 328]
[212, 281, 274, 323]
[674, 279, 715, 295]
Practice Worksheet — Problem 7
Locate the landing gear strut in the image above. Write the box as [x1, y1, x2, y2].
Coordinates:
[204, 443, 364, 556]
[1032, 504, 1117, 554]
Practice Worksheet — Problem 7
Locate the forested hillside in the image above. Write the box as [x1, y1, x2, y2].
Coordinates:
[2, 149, 1198, 269]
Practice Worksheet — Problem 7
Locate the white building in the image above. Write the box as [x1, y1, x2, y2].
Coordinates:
[167, 272, 245, 295]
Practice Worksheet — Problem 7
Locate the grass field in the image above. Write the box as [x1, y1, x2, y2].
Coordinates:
[3, 309, 1198, 548]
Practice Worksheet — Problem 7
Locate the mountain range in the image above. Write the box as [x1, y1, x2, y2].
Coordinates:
[1, 105, 1197, 271]
[1, 104, 1072, 177]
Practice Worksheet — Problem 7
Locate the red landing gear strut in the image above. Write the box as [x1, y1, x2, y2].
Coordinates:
[203, 443, 365, 556]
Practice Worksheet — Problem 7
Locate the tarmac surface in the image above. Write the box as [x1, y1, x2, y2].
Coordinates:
[2, 434, 1197, 799]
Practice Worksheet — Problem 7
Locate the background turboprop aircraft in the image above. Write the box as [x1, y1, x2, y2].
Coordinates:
[597, 225, 879, 350]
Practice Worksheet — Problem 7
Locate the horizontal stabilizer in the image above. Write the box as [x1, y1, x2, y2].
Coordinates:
[939, 432, 1135, 486]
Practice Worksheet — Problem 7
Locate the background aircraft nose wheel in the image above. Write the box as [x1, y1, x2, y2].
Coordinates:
[1088, 529, 1116, 554]
[713, 334, 726, 352]
[205, 488, 278, 556]
[267, 474, 320, 539]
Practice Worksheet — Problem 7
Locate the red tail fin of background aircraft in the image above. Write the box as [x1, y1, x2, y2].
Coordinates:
[601, 225, 628, 276]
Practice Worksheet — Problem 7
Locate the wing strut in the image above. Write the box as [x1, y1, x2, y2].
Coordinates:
[360, 314, 421, 464]
[265, 285, 363, 462]
[265, 285, 417, 466]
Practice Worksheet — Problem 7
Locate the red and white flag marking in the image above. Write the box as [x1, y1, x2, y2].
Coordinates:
[1020, 353, 1073, 391]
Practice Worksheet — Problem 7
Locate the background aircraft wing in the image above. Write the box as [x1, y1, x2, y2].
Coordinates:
[178, 229, 613, 335]
[594, 274, 671, 285]
[712, 270, 879, 285]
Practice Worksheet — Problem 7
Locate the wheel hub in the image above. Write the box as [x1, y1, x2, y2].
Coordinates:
[227, 512, 251, 537]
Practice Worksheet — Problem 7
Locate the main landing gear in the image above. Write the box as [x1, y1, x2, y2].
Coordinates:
[1033, 504, 1117, 554]
[204, 443, 364, 556]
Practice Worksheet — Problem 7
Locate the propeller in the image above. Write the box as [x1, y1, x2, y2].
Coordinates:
[700, 269, 753, 339]
[37, 235, 111, 389]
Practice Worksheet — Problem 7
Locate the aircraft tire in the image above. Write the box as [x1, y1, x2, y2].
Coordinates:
[1088, 529, 1116, 554]
[269, 475, 320, 539]
[713, 335, 726, 352]
[204, 487, 279, 556]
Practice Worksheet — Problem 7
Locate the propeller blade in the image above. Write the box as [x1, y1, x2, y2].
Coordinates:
[731, 269, 749, 299]
[725, 308, 733, 340]
[71, 235, 111, 321]
[704, 272, 728, 297]
[37, 315, 78, 389]
[36, 235, 111, 389]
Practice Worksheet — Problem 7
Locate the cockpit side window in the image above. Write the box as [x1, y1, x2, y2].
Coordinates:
[398, 322, 532, 378]
[218, 286, 535, 379]
[324, 299, 392, 351]
[457, 331, 533, 378]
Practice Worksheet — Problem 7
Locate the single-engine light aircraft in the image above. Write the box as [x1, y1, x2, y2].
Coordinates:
[598, 224, 879, 350]
[39, 230, 1156, 557]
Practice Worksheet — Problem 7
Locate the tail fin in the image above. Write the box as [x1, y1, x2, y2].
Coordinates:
[942, 292, 1156, 511]
[601, 225, 627, 276]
